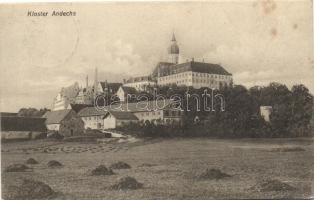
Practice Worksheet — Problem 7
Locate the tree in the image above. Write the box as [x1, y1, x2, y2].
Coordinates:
[17, 107, 50, 117]
[288, 84, 313, 136]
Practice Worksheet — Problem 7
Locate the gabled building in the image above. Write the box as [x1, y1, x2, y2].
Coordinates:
[67, 103, 94, 113]
[43, 109, 84, 137]
[116, 86, 139, 102]
[151, 33, 233, 89]
[123, 76, 156, 92]
[103, 111, 138, 129]
[96, 81, 122, 96]
[77, 107, 108, 130]
[104, 99, 183, 124]
[153, 60, 233, 89]
[75, 86, 94, 105]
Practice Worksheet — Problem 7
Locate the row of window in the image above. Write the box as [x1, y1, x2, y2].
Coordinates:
[84, 116, 103, 121]
[159, 78, 228, 86]
[160, 72, 231, 81]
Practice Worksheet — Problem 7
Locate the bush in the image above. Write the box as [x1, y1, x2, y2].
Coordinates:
[6, 179, 55, 200]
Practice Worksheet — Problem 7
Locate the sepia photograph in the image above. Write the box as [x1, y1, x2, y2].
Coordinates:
[0, 1, 313, 199]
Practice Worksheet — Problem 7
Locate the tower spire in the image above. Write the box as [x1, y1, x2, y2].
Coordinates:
[168, 32, 179, 64]
[171, 32, 176, 42]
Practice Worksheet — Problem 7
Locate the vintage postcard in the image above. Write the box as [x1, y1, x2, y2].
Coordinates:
[0, 1, 313, 199]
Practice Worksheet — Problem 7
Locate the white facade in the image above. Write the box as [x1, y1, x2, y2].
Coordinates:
[133, 109, 183, 123]
[123, 80, 156, 92]
[116, 87, 126, 102]
[157, 71, 233, 89]
[260, 106, 273, 122]
[47, 124, 60, 131]
[103, 114, 116, 129]
[134, 110, 164, 122]
[103, 113, 138, 130]
[81, 115, 104, 130]
[52, 83, 80, 111]
[53, 93, 69, 111]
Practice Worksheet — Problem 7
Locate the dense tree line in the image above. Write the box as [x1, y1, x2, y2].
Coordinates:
[121, 82, 313, 138]
[17, 108, 50, 117]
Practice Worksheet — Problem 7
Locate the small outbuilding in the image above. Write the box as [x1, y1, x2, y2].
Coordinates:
[260, 106, 273, 122]
[43, 109, 84, 137]
[103, 111, 138, 129]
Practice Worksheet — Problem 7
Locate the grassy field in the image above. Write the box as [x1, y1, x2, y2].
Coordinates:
[1, 137, 314, 199]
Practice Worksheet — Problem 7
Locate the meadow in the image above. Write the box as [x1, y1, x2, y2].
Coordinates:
[1, 137, 313, 199]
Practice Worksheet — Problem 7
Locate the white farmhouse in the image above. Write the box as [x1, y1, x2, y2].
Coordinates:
[103, 111, 138, 129]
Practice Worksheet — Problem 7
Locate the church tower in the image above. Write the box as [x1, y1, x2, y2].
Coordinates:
[168, 33, 179, 64]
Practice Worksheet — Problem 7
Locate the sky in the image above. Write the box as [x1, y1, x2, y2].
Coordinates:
[0, 1, 313, 112]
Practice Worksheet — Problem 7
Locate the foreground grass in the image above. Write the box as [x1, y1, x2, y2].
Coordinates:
[1, 137, 314, 199]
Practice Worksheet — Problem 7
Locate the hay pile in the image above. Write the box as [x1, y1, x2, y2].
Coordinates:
[110, 176, 143, 190]
[110, 161, 131, 169]
[91, 165, 114, 176]
[253, 179, 296, 192]
[5, 179, 55, 200]
[4, 164, 31, 172]
[25, 158, 38, 165]
[198, 168, 231, 180]
[47, 160, 63, 168]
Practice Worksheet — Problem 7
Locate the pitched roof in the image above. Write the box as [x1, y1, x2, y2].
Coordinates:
[120, 86, 138, 94]
[1, 116, 46, 132]
[69, 104, 93, 113]
[99, 82, 122, 93]
[105, 111, 138, 120]
[43, 109, 73, 124]
[152, 62, 175, 77]
[154, 61, 232, 77]
[77, 107, 108, 117]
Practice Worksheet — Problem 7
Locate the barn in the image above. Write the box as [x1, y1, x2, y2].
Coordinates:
[43, 109, 84, 137]
[103, 111, 138, 129]
[1, 116, 47, 140]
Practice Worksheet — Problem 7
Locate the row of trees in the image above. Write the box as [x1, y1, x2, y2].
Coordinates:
[118, 83, 313, 138]
[17, 108, 50, 117]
